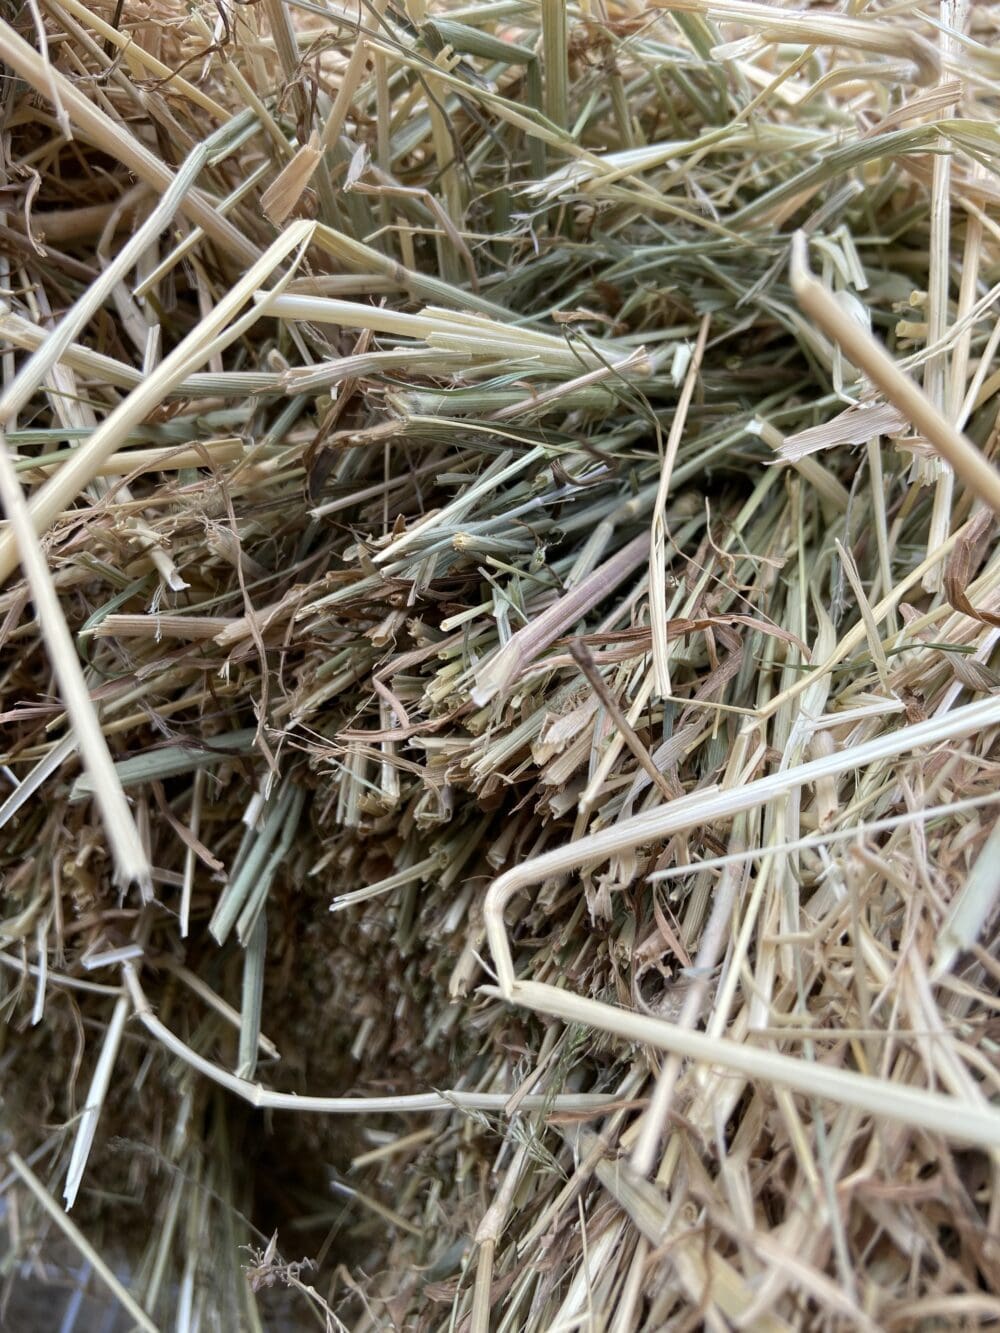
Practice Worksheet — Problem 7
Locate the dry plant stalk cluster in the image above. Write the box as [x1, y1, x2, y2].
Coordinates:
[1, 0, 1000, 1328]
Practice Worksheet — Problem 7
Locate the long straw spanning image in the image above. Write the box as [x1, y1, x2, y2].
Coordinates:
[1, 0, 1000, 1328]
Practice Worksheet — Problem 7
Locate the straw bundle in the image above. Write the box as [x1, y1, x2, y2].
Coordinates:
[1, 0, 1000, 1328]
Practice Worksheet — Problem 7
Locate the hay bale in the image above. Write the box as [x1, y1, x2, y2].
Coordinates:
[1, 1, 999, 1328]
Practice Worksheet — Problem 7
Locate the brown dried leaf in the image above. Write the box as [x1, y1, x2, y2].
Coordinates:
[944, 510, 1000, 628]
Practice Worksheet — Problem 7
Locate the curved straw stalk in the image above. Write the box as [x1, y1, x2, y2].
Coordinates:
[485, 695, 1000, 1148]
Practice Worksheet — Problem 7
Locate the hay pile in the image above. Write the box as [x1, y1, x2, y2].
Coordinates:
[2, 0, 1000, 1327]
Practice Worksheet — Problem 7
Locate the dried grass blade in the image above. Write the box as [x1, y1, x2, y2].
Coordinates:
[8, 1153, 160, 1332]
[501, 979, 1000, 1148]
[0, 221, 313, 585]
[790, 232, 1000, 516]
[651, 314, 710, 696]
[0, 437, 150, 891]
[0, 20, 257, 264]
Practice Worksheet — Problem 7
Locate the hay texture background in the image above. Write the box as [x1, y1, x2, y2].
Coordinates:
[1, 0, 1000, 1329]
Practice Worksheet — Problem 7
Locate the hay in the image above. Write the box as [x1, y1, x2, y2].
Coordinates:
[1, 0, 1000, 1328]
